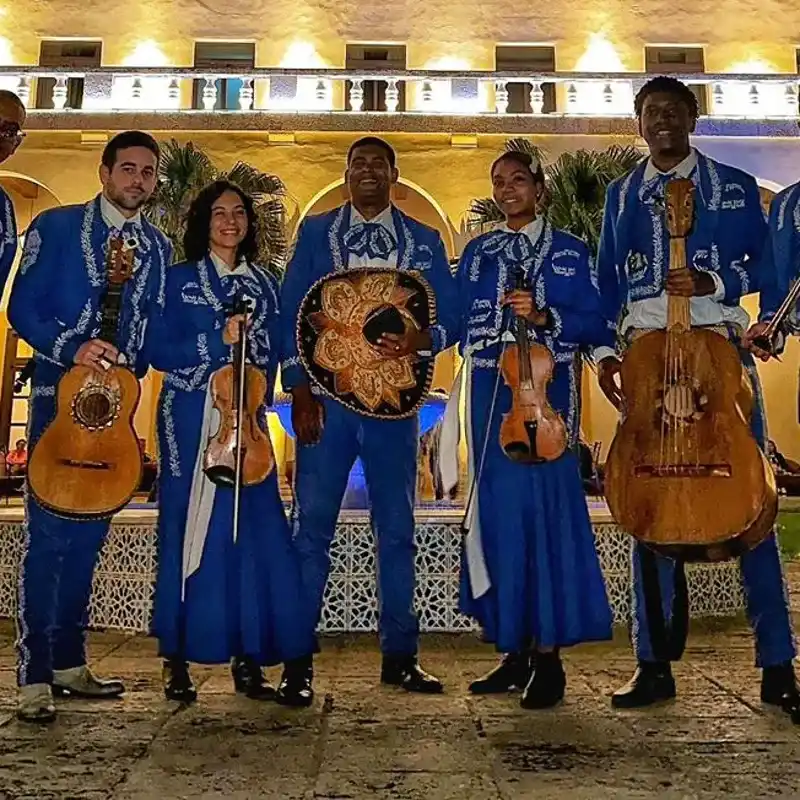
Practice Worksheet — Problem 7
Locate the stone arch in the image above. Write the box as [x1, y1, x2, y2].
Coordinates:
[296, 177, 456, 258]
[0, 171, 61, 233]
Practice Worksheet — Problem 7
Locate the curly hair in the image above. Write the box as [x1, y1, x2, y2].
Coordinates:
[183, 180, 259, 264]
[634, 75, 699, 120]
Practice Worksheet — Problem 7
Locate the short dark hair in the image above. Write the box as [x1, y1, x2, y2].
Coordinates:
[634, 76, 699, 120]
[347, 136, 396, 168]
[0, 90, 25, 115]
[101, 131, 160, 169]
[183, 180, 259, 264]
[491, 151, 545, 185]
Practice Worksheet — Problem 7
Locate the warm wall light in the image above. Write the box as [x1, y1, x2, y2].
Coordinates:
[122, 40, 170, 67]
[270, 41, 331, 111]
[114, 40, 173, 111]
[715, 58, 791, 118]
[0, 35, 13, 66]
[279, 41, 325, 68]
[575, 32, 625, 72]
[423, 56, 488, 113]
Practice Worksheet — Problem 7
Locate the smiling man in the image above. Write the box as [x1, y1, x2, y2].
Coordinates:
[278, 136, 459, 706]
[0, 89, 26, 293]
[9, 130, 172, 723]
[593, 76, 799, 716]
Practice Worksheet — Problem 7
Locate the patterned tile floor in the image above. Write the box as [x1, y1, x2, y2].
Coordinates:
[0, 563, 798, 799]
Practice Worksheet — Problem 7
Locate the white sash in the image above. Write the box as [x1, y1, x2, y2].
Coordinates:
[181, 385, 219, 599]
[436, 358, 491, 599]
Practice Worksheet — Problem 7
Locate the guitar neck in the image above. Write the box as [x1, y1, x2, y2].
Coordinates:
[666, 236, 691, 331]
[98, 282, 124, 346]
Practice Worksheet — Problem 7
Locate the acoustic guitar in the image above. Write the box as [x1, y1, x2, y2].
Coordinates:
[28, 237, 143, 518]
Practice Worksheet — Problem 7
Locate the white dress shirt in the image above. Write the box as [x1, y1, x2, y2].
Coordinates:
[347, 205, 398, 269]
[100, 193, 141, 231]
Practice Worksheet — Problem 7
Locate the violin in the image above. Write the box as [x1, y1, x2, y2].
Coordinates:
[203, 297, 275, 492]
[498, 269, 568, 463]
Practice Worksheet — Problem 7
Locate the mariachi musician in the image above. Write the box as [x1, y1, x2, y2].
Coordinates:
[0, 90, 25, 295]
[440, 150, 613, 708]
[280, 136, 459, 701]
[148, 181, 315, 707]
[744, 178, 800, 360]
[9, 131, 172, 723]
[595, 76, 799, 713]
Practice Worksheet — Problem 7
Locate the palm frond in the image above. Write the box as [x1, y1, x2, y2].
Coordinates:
[503, 138, 547, 165]
[467, 197, 504, 230]
[223, 162, 286, 199]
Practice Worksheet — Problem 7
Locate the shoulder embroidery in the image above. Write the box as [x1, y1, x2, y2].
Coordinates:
[18, 229, 42, 276]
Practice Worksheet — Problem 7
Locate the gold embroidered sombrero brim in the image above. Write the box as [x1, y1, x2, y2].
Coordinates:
[297, 267, 436, 419]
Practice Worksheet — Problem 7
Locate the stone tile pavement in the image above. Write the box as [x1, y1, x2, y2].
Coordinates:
[1, 564, 800, 799]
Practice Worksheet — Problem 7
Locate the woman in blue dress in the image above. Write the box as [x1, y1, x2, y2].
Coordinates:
[149, 180, 315, 705]
[453, 152, 613, 708]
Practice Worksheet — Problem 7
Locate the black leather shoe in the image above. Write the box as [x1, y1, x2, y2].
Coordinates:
[381, 656, 443, 694]
[469, 652, 532, 694]
[761, 662, 800, 705]
[276, 656, 314, 708]
[611, 661, 676, 709]
[163, 659, 197, 704]
[520, 651, 565, 709]
[52, 666, 124, 699]
[232, 656, 276, 701]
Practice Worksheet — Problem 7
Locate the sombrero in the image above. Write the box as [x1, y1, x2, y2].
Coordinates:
[297, 267, 436, 419]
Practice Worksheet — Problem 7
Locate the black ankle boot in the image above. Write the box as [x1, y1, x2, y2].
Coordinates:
[276, 655, 314, 708]
[761, 662, 800, 723]
[520, 650, 565, 709]
[231, 656, 276, 701]
[469, 652, 532, 694]
[162, 658, 197, 704]
[611, 661, 675, 709]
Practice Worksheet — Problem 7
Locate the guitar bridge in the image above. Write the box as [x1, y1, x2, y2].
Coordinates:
[634, 463, 732, 478]
[57, 458, 112, 471]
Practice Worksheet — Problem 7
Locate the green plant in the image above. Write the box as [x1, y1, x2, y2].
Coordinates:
[144, 139, 289, 272]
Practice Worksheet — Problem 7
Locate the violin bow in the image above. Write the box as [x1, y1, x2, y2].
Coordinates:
[230, 295, 252, 544]
[461, 267, 523, 537]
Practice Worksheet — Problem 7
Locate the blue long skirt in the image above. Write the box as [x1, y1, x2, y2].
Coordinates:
[151, 387, 315, 666]
[459, 365, 613, 653]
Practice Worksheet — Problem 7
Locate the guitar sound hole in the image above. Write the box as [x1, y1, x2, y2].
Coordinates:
[72, 387, 119, 430]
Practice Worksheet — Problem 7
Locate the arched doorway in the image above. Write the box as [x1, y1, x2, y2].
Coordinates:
[297, 178, 457, 259]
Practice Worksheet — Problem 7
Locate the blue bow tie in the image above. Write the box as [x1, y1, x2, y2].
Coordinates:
[481, 230, 536, 276]
[344, 222, 398, 260]
[639, 170, 698, 206]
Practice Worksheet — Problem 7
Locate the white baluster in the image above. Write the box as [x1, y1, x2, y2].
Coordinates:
[315, 79, 327, 106]
[349, 79, 364, 112]
[202, 77, 217, 111]
[603, 82, 614, 105]
[16, 76, 30, 108]
[385, 78, 399, 113]
[167, 77, 180, 105]
[421, 80, 433, 106]
[495, 80, 508, 114]
[566, 82, 578, 112]
[749, 82, 760, 108]
[713, 82, 724, 114]
[785, 82, 798, 116]
[52, 76, 68, 110]
[239, 77, 253, 110]
[131, 77, 143, 107]
[530, 82, 544, 115]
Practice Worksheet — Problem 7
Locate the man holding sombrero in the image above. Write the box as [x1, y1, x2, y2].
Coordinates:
[277, 137, 459, 705]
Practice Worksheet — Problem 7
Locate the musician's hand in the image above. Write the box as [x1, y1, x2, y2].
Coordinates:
[742, 321, 774, 362]
[665, 268, 716, 297]
[291, 383, 324, 446]
[74, 339, 120, 373]
[597, 356, 624, 412]
[375, 328, 431, 357]
[223, 314, 249, 346]
[502, 290, 548, 326]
